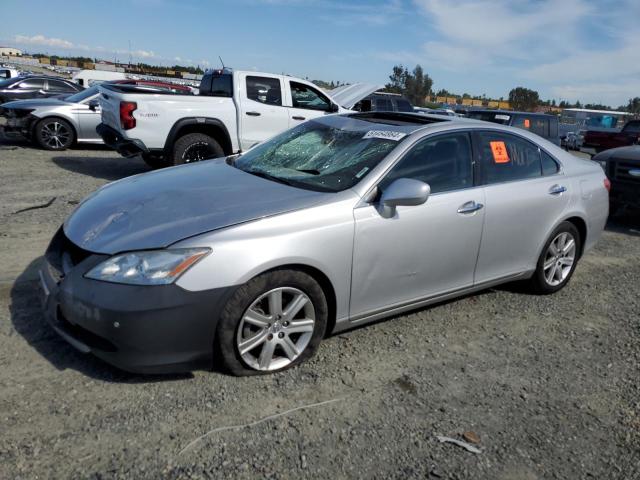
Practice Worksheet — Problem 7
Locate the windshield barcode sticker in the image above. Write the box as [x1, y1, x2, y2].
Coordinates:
[363, 130, 407, 141]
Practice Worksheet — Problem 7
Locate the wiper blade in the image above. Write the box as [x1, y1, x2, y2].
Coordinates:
[296, 168, 321, 175]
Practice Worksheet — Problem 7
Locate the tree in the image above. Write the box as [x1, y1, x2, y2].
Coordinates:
[435, 88, 452, 97]
[405, 65, 433, 107]
[385, 65, 409, 94]
[626, 97, 640, 114]
[508, 87, 540, 111]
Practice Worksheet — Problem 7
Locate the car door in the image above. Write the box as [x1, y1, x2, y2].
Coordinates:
[237, 73, 289, 150]
[286, 80, 332, 128]
[473, 130, 569, 283]
[46, 79, 79, 98]
[350, 131, 485, 318]
[76, 94, 102, 140]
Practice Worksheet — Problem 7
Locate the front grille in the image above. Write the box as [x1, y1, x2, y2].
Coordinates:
[45, 227, 93, 276]
[610, 159, 640, 184]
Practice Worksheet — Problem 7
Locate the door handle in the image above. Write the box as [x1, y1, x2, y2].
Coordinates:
[292, 116, 306, 121]
[457, 201, 484, 214]
[246, 111, 261, 116]
[548, 184, 567, 195]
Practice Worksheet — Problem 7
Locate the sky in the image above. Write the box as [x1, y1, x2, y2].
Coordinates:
[2, 0, 639, 107]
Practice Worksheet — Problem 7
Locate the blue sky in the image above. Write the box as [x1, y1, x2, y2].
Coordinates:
[3, 0, 639, 106]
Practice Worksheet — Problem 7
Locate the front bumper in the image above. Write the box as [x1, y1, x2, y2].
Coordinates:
[40, 228, 235, 374]
[0, 110, 36, 138]
[96, 123, 149, 158]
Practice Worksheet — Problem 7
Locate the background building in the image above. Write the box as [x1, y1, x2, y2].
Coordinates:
[0, 47, 23, 56]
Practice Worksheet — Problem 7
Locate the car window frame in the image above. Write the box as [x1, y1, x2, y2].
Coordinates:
[46, 79, 77, 92]
[288, 80, 332, 112]
[245, 75, 284, 107]
[16, 78, 46, 90]
[371, 129, 479, 198]
[472, 129, 563, 187]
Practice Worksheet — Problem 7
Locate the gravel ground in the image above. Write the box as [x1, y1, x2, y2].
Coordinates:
[1, 134, 639, 479]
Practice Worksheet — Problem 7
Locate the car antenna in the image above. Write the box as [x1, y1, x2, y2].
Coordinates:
[219, 56, 225, 69]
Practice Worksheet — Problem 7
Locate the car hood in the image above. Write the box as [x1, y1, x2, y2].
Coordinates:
[596, 145, 640, 162]
[328, 83, 382, 110]
[64, 159, 327, 255]
[0, 97, 73, 109]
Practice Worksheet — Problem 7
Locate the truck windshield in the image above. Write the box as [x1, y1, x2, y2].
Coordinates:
[234, 121, 402, 192]
[66, 86, 99, 103]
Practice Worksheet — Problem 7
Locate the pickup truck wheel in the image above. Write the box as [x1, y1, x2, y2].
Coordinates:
[172, 133, 223, 166]
[35, 118, 75, 150]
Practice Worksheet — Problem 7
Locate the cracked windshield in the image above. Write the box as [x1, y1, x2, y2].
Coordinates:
[234, 121, 402, 192]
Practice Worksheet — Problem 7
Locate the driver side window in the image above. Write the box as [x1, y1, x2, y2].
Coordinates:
[289, 81, 331, 111]
[379, 132, 474, 194]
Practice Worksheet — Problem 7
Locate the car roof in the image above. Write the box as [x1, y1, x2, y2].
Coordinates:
[467, 109, 555, 118]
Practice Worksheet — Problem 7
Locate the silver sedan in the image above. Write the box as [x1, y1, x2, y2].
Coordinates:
[40, 112, 609, 375]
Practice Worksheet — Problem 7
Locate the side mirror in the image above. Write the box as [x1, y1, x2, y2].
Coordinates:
[328, 102, 339, 113]
[88, 99, 100, 111]
[380, 178, 430, 216]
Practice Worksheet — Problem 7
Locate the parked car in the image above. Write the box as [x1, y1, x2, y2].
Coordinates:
[352, 92, 413, 113]
[0, 80, 192, 150]
[415, 107, 456, 116]
[0, 67, 20, 80]
[96, 68, 380, 168]
[40, 112, 608, 375]
[465, 109, 560, 145]
[582, 120, 640, 154]
[0, 75, 83, 104]
[561, 130, 584, 151]
[592, 145, 640, 214]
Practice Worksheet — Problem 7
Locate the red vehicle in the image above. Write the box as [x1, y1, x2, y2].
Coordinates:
[112, 79, 193, 94]
[582, 120, 640, 153]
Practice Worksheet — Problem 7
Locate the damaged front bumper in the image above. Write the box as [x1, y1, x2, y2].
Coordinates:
[0, 108, 37, 138]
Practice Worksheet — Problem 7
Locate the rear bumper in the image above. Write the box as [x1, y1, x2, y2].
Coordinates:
[96, 123, 149, 158]
[40, 229, 236, 374]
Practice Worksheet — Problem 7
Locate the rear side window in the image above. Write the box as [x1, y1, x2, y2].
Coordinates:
[394, 99, 413, 112]
[375, 97, 393, 111]
[512, 116, 550, 138]
[246, 76, 282, 106]
[48, 80, 77, 92]
[477, 131, 542, 184]
[624, 122, 640, 133]
[541, 151, 560, 175]
[380, 132, 473, 194]
[199, 73, 232, 97]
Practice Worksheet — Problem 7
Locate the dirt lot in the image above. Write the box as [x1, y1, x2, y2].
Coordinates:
[0, 134, 639, 479]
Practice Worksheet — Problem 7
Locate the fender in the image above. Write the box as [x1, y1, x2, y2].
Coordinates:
[163, 117, 233, 157]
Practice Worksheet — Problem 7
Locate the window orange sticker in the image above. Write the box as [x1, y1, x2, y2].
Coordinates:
[490, 141, 510, 163]
[524, 119, 531, 128]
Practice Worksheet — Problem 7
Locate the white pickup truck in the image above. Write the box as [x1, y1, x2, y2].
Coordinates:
[97, 68, 379, 168]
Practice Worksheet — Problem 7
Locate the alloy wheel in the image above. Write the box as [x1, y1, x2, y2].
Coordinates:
[543, 232, 576, 286]
[236, 287, 315, 371]
[182, 141, 211, 163]
[41, 121, 71, 149]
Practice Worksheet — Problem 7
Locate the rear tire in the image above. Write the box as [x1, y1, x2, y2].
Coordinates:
[35, 118, 75, 151]
[528, 221, 581, 294]
[215, 269, 328, 376]
[171, 133, 223, 166]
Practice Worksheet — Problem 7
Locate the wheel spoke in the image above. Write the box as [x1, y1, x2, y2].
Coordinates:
[554, 264, 563, 281]
[268, 289, 283, 316]
[543, 257, 555, 270]
[280, 336, 299, 360]
[258, 341, 276, 369]
[548, 243, 559, 256]
[562, 239, 575, 254]
[238, 329, 268, 355]
[559, 257, 573, 266]
[285, 318, 314, 334]
[243, 309, 271, 328]
[283, 293, 308, 322]
[546, 264, 558, 283]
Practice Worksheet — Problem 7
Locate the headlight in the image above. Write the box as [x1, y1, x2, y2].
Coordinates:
[85, 248, 210, 285]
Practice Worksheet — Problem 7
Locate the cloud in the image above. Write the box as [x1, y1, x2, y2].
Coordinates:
[13, 34, 76, 49]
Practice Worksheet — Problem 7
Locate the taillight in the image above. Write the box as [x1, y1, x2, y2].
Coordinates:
[604, 178, 611, 192]
[119, 101, 137, 130]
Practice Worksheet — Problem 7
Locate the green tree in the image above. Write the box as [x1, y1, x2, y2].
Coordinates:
[508, 87, 540, 111]
[384, 64, 433, 106]
[385, 65, 409, 94]
[626, 97, 640, 114]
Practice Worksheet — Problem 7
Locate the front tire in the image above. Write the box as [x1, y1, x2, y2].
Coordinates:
[528, 221, 581, 294]
[215, 270, 328, 376]
[35, 118, 75, 150]
[171, 133, 223, 166]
